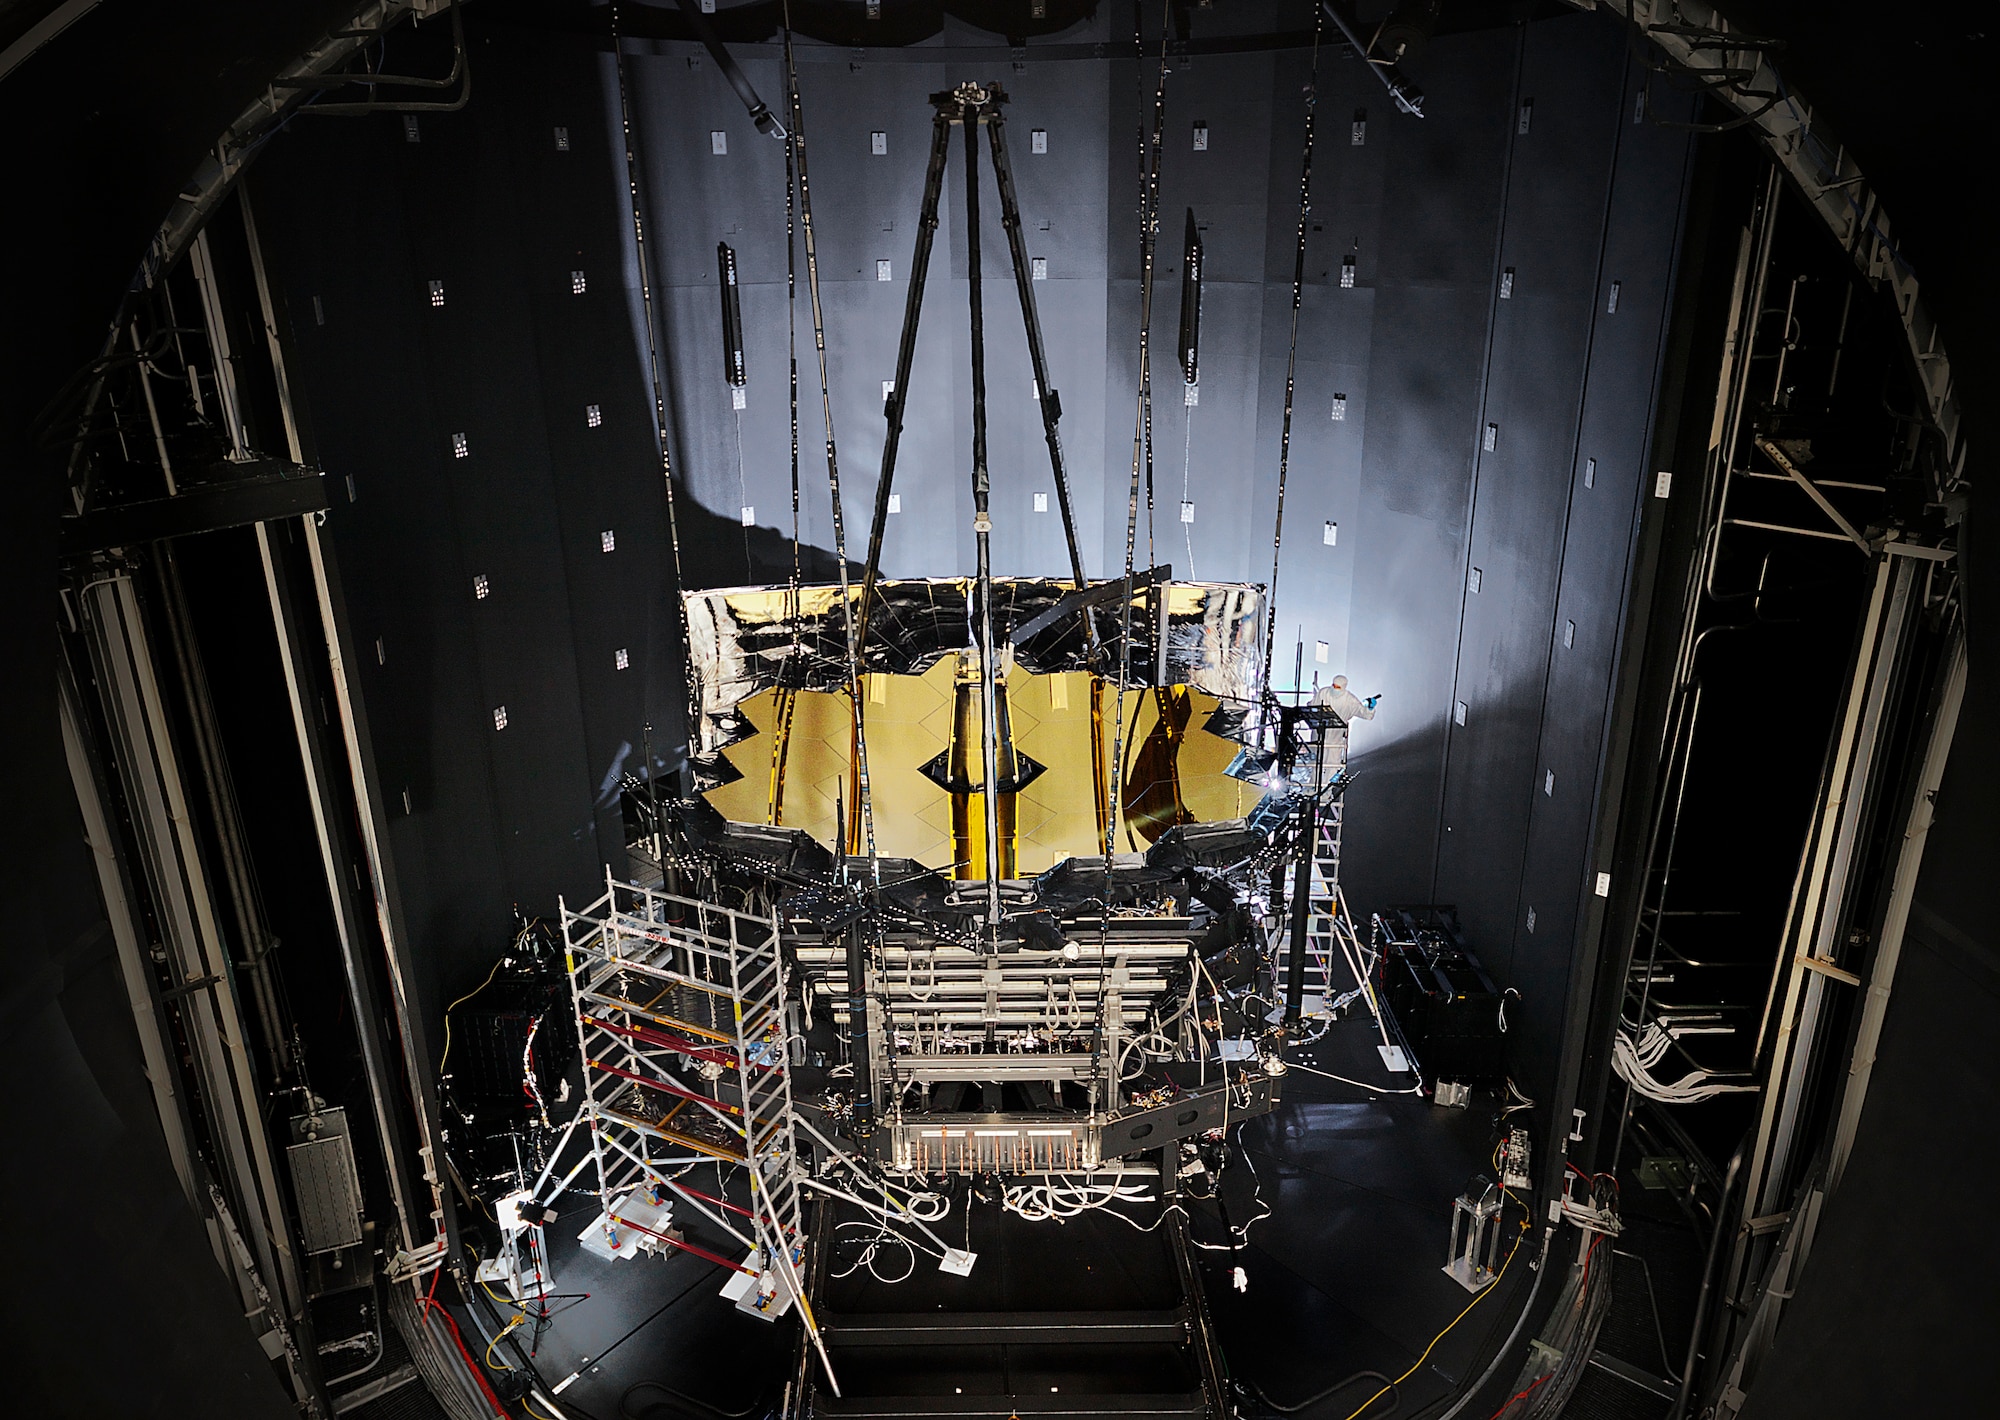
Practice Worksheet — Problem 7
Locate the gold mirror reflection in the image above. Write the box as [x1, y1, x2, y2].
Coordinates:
[701, 658, 1259, 878]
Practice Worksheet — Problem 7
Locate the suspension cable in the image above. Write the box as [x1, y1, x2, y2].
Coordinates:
[784, 78, 803, 630]
[1108, 0, 1172, 859]
[611, 1, 696, 774]
[1262, 9, 1325, 717]
[783, 4, 876, 871]
[1128, 0, 1172, 579]
[1097, 0, 1174, 1067]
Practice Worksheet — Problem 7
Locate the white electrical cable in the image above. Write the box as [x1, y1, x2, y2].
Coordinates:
[1001, 1176, 1157, 1223]
[829, 1219, 919, 1283]
[1611, 1022, 1758, 1104]
[1286, 1057, 1423, 1095]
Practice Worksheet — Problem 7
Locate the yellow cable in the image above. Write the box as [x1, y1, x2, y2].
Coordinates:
[1341, 1211, 1532, 1420]
[522, 1395, 554, 1420]
[439, 957, 506, 1074]
[485, 1312, 526, 1371]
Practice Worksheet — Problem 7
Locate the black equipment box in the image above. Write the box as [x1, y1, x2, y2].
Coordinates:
[1374, 907, 1507, 1086]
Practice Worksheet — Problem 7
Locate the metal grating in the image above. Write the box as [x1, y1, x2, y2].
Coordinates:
[287, 1131, 364, 1254]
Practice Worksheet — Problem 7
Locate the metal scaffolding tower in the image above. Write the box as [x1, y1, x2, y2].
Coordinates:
[1270, 714, 1352, 1017]
[563, 872, 833, 1378]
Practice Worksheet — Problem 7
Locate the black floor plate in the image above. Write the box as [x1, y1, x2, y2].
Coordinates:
[459, 1013, 1522, 1420]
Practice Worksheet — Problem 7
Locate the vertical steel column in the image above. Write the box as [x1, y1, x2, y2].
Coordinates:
[1744, 554, 1914, 1223]
[1826, 622, 1965, 1192]
[963, 99, 1004, 920]
[57, 658, 201, 1211]
[239, 182, 450, 1276]
[844, 920, 875, 1135]
[73, 572, 312, 1392]
[257, 525, 426, 1258]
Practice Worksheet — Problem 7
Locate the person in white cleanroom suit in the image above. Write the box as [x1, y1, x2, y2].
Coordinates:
[1314, 674, 1379, 723]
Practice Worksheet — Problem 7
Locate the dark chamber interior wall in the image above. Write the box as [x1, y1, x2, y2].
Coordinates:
[253, 5, 1692, 1110]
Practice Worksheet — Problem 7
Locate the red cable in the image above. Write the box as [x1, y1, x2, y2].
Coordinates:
[1489, 1371, 1549, 1419]
[418, 1270, 510, 1419]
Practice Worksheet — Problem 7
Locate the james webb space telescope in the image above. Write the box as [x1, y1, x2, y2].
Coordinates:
[569, 571, 1355, 1194]
[542, 82, 1363, 1349]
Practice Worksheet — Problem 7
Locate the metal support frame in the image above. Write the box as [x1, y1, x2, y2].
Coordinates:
[563, 874, 836, 1389]
[855, 83, 1094, 655]
[1269, 709, 1372, 1032]
[65, 567, 320, 1409]
[1741, 553, 1916, 1225]
[1692, 608, 1964, 1417]
[1599, 0, 1966, 507]
[234, 180, 452, 1278]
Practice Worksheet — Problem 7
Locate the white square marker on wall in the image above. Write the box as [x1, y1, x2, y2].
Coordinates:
[732, 386, 747, 411]
[1654, 470, 1674, 499]
[615, 648, 630, 671]
[710, 130, 728, 155]
[1192, 123, 1209, 151]
[601, 530, 616, 553]
[1563, 619, 1575, 649]
[1031, 257, 1047, 281]
[1468, 566, 1483, 594]
[452, 432, 469, 458]
[1033, 492, 1048, 513]
[1544, 770, 1555, 796]
[1483, 424, 1498, 452]
[877, 259, 893, 281]
[1030, 128, 1048, 154]
[1314, 641, 1329, 664]
[882, 380, 895, 402]
[1584, 457, 1596, 489]
[871, 131, 888, 155]
[493, 706, 509, 730]
[741, 506, 756, 527]
[1340, 255, 1355, 288]
[473, 574, 490, 600]
[1184, 383, 1199, 407]
[554, 126, 570, 150]
[1595, 872, 1612, 898]
[429, 280, 445, 307]
[887, 493, 902, 514]
[1323, 521, 1337, 546]
[1180, 501, 1195, 524]
[1455, 700, 1468, 726]
[1331, 393, 1346, 421]
[587, 403, 603, 427]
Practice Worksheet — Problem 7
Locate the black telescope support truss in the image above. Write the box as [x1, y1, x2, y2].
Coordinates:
[855, 84, 1096, 656]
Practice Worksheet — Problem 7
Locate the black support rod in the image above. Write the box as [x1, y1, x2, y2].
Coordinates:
[964, 97, 1004, 925]
[842, 922, 874, 1136]
[854, 110, 954, 651]
[986, 110, 1094, 637]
